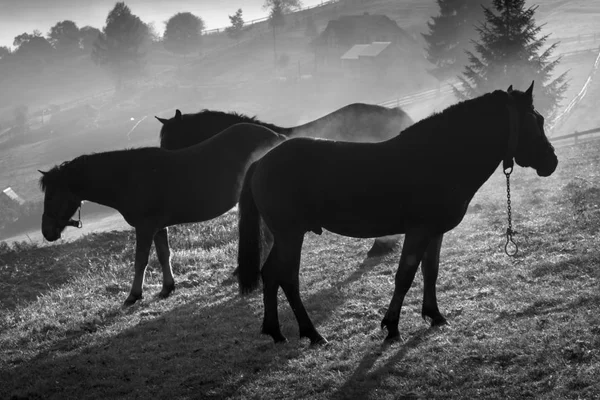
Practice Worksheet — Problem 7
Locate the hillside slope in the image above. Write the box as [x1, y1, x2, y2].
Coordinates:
[1, 123, 599, 400]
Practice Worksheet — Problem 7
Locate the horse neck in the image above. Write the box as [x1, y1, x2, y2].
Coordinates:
[390, 96, 509, 192]
[69, 153, 128, 209]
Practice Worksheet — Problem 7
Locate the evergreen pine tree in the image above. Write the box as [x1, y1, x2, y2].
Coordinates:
[422, 0, 492, 80]
[226, 9, 245, 41]
[454, 0, 568, 120]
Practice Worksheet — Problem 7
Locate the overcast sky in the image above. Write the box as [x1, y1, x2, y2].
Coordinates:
[0, 0, 324, 48]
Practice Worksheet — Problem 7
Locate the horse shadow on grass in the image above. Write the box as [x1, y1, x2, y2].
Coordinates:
[495, 293, 600, 322]
[330, 327, 439, 400]
[2, 291, 298, 399]
[1, 239, 404, 399]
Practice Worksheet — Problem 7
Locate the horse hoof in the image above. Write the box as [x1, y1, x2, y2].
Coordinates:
[122, 298, 137, 307]
[367, 237, 398, 258]
[273, 336, 288, 344]
[310, 336, 329, 346]
[367, 246, 391, 258]
[384, 332, 400, 342]
[431, 317, 448, 327]
[123, 294, 142, 307]
[158, 288, 174, 299]
[381, 318, 400, 341]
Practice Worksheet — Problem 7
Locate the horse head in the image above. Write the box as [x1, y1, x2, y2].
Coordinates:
[39, 166, 82, 241]
[506, 81, 558, 177]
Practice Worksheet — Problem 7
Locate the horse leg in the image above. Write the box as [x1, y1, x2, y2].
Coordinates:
[124, 226, 156, 306]
[261, 243, 287, 343]
[367, 234, 402, 257]
[381, 228, 434, 341]
[154, 227, 175, 299]
[421, 234, 447, 327]
[276, 235, 327, 345]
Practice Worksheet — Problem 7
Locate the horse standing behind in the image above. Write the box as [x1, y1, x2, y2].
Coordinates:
[237, 83, 558, 345]
[156, 103, 414, 257]
[39, 123, 285, 306]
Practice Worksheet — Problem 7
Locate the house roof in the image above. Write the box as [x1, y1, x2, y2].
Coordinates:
[359, 42, 391, 57]
[312, 13, 414, 47]
[340, 44, 370, 60]
[340, 42, 391, 60]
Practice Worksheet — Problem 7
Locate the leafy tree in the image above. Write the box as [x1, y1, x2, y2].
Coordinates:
[92, 2, 150, 89]
[14, 31, 53, 60]
[422, 0, 492, 80]
[269, 0, 286, 69]
[47, 20, 81, 53]
[13, 32, 34, 48]
[0, 46, 10, 60]
[13, 30, 43, 49]
[163, 12, 204, 55]
[263, 0, 303, 13]
[226, 9, 245, 41]
[304, 14, 318, 38]
[454, 0, 568, 120]
[80, 26, 102, 53]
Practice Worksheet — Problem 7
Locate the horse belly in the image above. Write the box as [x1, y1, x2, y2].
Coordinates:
[323, 219, 406, 238]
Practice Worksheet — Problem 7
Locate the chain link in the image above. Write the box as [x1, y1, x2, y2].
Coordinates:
[504, 168, 518, 256]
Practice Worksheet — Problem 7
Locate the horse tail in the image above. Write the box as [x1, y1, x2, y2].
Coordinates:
[238, 161, 262, 294]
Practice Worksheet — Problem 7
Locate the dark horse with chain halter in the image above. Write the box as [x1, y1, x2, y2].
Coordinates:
[237, 82, 558, 345]
[156, 103, 414, 258]
[39, 123, 285, 306]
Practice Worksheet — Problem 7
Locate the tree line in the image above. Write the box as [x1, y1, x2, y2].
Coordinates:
[1, 0, 569, 128]
[0, 1, 304, 90]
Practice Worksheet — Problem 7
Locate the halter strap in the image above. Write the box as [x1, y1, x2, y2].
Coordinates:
[42, 205, 83, 229]
[504, 96, 520, 172]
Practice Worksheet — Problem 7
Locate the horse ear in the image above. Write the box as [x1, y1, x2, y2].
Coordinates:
[507, 85, 513, 93]
[155, 116, 168, 124]
[526, 81, 534, 98]
[175, 109, 182, 120]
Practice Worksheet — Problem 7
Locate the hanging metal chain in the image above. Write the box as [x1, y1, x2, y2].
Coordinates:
[504, 168, 518, 256]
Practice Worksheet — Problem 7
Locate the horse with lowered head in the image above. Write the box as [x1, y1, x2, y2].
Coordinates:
[156, 103, 414, 257]
[40, 123, 285, 306]
[236, 82, 558, 345]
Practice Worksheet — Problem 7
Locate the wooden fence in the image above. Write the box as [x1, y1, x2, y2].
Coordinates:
[202, 0, 340, 35]
[551, 126, 600, 143]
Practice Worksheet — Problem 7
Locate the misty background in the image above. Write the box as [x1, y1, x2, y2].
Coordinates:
[1, 0, 599, 243]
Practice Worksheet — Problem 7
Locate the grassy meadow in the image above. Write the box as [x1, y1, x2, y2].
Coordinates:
[1, 1, 600, 399]
[1, 135, 599, 399]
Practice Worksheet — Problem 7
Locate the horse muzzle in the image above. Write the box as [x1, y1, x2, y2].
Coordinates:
[536, 154, 558, 177]
[41, 215, 63, 241]
[42, 226, 61, 242]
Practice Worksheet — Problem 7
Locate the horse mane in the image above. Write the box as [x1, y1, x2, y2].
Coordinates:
[158, 109, 285, 148]
[40, 147, 161, 192]
[39, 155, 87, 192]
[400, 90, 507, 140]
